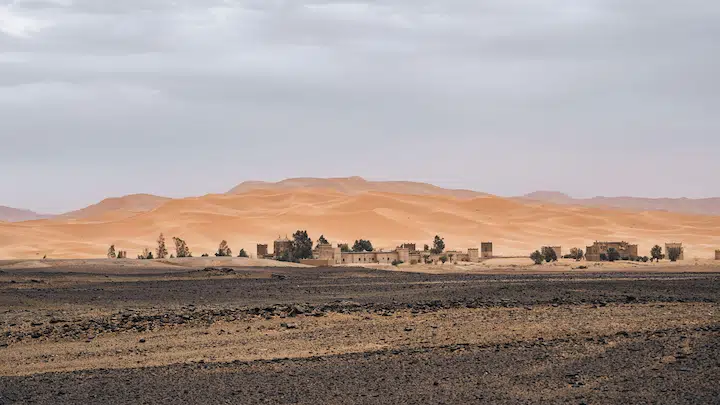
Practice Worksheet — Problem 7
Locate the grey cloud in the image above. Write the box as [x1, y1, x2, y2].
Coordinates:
[0, 0, 718, 212]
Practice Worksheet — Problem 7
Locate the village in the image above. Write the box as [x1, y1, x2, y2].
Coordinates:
[254, 235, 712, 266]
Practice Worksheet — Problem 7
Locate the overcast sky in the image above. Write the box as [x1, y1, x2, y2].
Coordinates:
[1, 0, 718, 213]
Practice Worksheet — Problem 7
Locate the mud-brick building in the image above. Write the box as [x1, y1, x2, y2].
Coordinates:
[716, 250, 720, 260]
[273, 236, 293, 258]
[256, 244, 269, 259]
[586, 241, 638, 261]
[305, 242, 486, 266]
[665, 243, 684, 260]
[481, 242, 493, 259]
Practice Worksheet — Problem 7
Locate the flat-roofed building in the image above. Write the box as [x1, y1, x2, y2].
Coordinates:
[586, 241, 638, 261]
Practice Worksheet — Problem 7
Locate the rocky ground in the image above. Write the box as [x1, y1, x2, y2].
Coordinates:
[0, 265, 718, 404]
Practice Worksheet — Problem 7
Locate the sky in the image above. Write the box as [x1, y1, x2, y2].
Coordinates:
[1, 0, 719, 213]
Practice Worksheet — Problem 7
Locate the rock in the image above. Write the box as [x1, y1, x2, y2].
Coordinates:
[280, 323, 297, 329]
[139, 338, 146, 343]
[404, 327, 414, 332]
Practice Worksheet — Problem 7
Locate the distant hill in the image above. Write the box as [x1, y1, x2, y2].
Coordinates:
[0, 206, 52, 222]
[228, 177, 486, 199]
[519, 192, 720, 216]
[61, 194, 172, 220]
[3, 187, 720, 259]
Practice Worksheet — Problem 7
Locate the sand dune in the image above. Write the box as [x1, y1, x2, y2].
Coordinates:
[228, 176, 486, 199]
[0, 206, 52, 222]
[520, 191, 720, 216]
[60, 194, 171, 220]
[1, 187, 719, 260]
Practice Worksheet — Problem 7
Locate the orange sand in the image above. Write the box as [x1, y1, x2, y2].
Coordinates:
[2, 184, 720, 260]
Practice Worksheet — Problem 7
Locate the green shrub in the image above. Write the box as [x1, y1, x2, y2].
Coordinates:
[530, 250, 544, 265]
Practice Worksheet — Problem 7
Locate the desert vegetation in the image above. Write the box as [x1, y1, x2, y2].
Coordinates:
[173, 237, 192, 258]
[352, 239, 374, 252]
[216, 240, 232, 257]
[541, 247, 558, 262]
[650, 245, 664, 262]
[430, 235, 445, 254]
[667, 246, 683, 262]
[530, 250, 544, 265]
[156, 233, 168, 259]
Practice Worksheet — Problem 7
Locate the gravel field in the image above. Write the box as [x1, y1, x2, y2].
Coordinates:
[1, 265, 718, 404]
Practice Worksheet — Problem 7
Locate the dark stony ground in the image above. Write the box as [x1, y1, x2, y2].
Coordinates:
[1, 266, 719, 404]
[2, 327, 718, 405]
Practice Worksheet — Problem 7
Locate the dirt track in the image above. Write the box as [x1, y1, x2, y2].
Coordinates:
[1, 265, 718, 404]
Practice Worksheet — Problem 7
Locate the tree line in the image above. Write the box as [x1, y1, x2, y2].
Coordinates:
[108, 233, 248, 260]
[108, 232, 455, 264]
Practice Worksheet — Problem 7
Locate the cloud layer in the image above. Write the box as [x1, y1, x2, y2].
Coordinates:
[1, 0, 719, 212]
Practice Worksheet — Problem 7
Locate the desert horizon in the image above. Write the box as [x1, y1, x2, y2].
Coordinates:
[1, 177, 719, 260]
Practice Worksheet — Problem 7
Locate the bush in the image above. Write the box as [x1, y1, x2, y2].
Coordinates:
[292, 230, 313, 260]
[238, 248, 249, 258]
[107, 245, 116, 259]
[541, 247, 558, 262]
[642, 256, 649, 262]
[599, 253, 608, 261]
[137, 248, 153, 260]
[439, 255, 448, 264]
[530, 250, 544, 265]
[607, 248, 620, 262]
[201, 253, 209, 257]
[391, 259, 404, 266]
[650, 245, 663, 262]
[667, 247, 683, 262]
[276, 250, 292, 262]
[216, 240, 232, 257]
[173, 237, 192, 258]
[430, 236, 445, 254]
[338, 243, 350, 253]
[156, 233, 168, 259]
[317, 235, 329, 247]
[352, 239, 374, 252]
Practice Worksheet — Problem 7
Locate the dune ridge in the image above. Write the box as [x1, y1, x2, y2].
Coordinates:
[228, 176, 486, 199]
[519, 191, 720, 216]
[0, 206, 52, 222]
[1, 187, 719, 260]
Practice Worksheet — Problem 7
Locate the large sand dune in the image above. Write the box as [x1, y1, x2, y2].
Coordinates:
[1, 187, 719, 260]
[228, 176, 486, 199]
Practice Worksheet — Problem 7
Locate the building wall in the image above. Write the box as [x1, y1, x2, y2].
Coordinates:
[273, 239, 292, 257]
[586, 241, 639, 261]
[341, 251, 383, 264]
[716, 250, 720, 260]
[481, 242, 493, 259]
[256, 244, 268, 258]
[401, 243, 417, 252]
[376, 252, 399, 264]
[409, 252, 422, 264]
[550, 246, 562, 259]
[396, 248, 410, 263]
[468, 248, 479, 262]
[300, 259, 335, 267]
